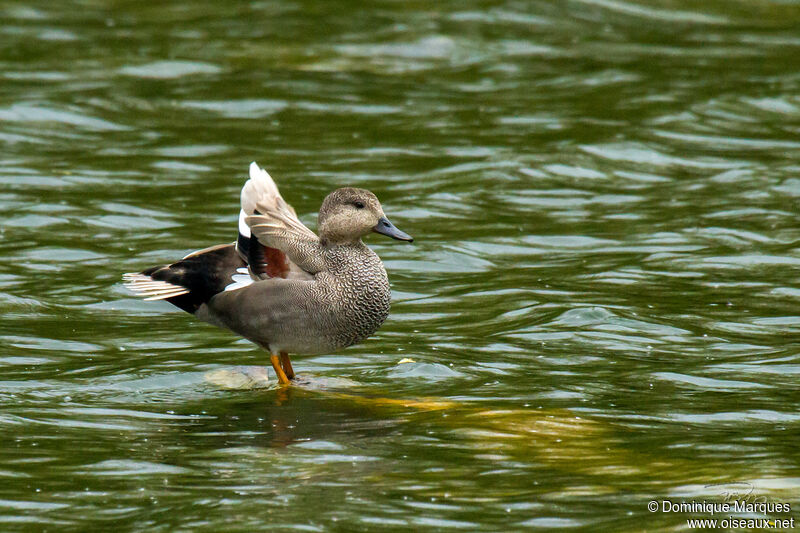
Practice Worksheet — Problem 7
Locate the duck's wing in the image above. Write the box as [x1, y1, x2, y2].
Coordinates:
[124, 243, 246, 312]
[238, 162, 323, 278]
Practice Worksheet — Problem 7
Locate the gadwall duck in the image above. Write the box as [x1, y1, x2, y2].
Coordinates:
[123, 162, 412, 384]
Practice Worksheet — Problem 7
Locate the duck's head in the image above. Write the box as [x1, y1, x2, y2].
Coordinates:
[318, 187, 413, 246]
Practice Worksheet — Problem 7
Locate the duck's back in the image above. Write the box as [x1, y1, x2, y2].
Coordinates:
[199, 241, 390, 355]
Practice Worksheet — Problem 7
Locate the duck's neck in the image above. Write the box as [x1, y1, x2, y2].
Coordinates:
[320, 236, 365, 248]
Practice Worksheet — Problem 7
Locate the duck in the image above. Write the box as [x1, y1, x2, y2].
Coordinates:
[123, 162, 413, 384]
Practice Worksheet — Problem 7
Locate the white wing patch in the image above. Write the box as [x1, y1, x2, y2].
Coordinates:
[238, 209, 250, 238]
[241, 162, 281, 216]
[224, 267, 254, 292]
[122, 273, 190, 300]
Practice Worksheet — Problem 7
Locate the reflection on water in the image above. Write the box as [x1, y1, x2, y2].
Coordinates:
[2, 0, 800, 530]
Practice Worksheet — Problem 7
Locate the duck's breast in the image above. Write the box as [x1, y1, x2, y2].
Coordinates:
[318, 247, 392, 349]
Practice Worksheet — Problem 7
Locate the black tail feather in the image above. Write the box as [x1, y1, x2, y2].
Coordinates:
[143, 244, 245, 313]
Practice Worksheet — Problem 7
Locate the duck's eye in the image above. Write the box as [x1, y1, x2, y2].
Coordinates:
[354, 201, 365, 209]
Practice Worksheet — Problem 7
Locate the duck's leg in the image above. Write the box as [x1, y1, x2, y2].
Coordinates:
[270, 353, 290, 385]
[279, 351, 295, 380]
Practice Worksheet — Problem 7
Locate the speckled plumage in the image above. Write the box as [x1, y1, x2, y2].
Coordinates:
[197, 241, 390, 354]
[124, 162, 412, 381]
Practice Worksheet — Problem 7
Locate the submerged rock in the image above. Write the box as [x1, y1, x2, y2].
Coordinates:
[204, 366, 271, 389]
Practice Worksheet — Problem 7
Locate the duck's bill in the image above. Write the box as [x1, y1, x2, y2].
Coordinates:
[373, 217, 413, 242]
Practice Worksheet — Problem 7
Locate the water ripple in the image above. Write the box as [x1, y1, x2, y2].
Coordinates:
[1, 0, 800, 530]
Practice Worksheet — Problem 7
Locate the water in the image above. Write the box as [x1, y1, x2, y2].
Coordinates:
[2, 0, 800, 530]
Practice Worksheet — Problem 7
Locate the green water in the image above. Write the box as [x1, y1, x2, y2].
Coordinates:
[2, 0, 800, 530]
